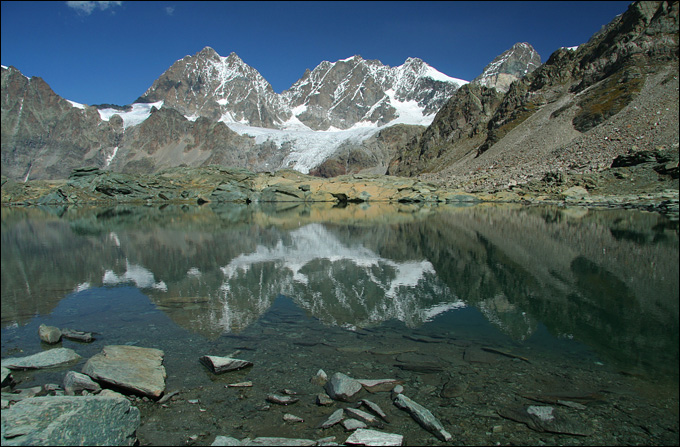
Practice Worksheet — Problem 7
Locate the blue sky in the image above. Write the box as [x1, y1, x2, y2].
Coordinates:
[1, 1, 632, 106]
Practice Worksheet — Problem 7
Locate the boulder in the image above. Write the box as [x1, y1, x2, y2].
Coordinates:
[38, 324, 61, 344]
[0, 395, 140, 446]
[1, 348, 81, 370]
[82, 345, 166, 399]
[324, 372, 363, 402]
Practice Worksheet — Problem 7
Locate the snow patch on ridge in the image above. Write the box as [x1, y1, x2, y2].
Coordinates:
[98, 101, 164, 129]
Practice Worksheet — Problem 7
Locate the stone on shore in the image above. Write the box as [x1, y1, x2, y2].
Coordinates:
[82, 345, 166, 399]
[38, 324, 61, 344]
[393, 393, 452, 442]
[1, 348, 81, 370]
[0, 395, 140, 446]
[344, 428, 404, 446]
[325, 372, 363, 402]
[200, 355, 253, 374]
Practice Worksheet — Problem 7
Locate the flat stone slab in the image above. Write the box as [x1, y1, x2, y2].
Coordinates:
[1, 348, 81, 370]
[345, 428, 404, 446]
[82, 345, 166, 398]
[211, 437, 316, 446]
[0, 395, 140, 446]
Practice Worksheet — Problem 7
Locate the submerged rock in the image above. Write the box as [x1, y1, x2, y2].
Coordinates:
[498, 405, 593, 436]
[325, 372, 363, 402]
[82, 345, 166, 399]
[61, 328, 95, 343]
[1, 348, 81, 370]
[318, 408, 344, 429]
[266, 394, 299, 405]
[0, 395, 140, 446]
[393, 393, 452, 441]
[200, 355, 253, 374]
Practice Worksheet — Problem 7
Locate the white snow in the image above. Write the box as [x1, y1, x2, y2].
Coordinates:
[423, 65, 468, 85]
[97, 101, 164, 129]
[224, 121, 379, 173]
[220, 224, 465, 327]
[67, 100, 86, 109]
[103, 260, 167, 291]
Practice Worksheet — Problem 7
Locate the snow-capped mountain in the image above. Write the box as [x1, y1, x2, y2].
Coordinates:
[0, 47, 465, 180]
[281, 54, 467, 131]
[138, 47, 467, 131]
[137, 47, 291, 128]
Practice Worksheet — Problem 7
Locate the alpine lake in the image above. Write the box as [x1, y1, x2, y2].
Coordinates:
[1, 201, 678, 446]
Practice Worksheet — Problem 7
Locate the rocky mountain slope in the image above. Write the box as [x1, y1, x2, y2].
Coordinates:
[389, 0, 678, 196]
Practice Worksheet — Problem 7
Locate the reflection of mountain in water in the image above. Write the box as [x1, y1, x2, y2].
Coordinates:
[2, 204, 678, 378]
[218, 223, 462, 331]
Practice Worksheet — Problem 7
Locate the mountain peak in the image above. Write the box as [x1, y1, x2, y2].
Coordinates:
[472, 42, 541, 92]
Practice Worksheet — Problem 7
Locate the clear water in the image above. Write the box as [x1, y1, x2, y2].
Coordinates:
[1, 202, 678, 445]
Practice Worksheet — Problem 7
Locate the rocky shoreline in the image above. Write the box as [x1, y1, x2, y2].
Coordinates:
[2, 156, 678, 221]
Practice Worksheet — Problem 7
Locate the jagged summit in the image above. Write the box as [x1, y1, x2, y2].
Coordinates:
[472, 42, 541, 92]
[139, 48, 467, 131]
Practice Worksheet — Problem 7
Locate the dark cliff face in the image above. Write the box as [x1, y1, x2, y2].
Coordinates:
[1, 66, 121, 180]
[388, 0, 679, 177]
[388, 84, 505, 176]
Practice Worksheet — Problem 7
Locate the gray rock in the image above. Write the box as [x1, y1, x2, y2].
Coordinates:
[345, 407, 383, 428]
[63, 371, 101, 396]
[82, 345, 166, 399]
[325, 372, 363, 402]
[342, 418, 367, 431]
[360, 399, 390, 423]
[38, 324, 62, 344]
[0, 395, 140, 446]
[283, 413, 304, 423]
[319, 408, 344, 429]
[266, 394, 299, 405]
[310, 369, 328, 386]
[61, 328, 95, 343]
[1, 348, 81, 370]
[356, 378, 402, 393]
[200, 355, 253, 374]
[498, 405, 593, 436]
[393, 393, 452, 442]
[1, 367, 13, 387]
[316, 392, 334, 406]
[243, 437, 316, 446]
[344, 428, 404, 446]
[212, 436, 243, 446]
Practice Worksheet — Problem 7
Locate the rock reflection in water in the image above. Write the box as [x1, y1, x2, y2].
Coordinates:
[1, 203, 678, 380]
